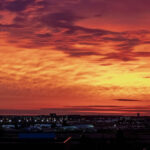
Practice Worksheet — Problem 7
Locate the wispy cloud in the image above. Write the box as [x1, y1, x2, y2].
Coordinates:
[115, 99, 140, 102]
[0, 0, 150, 114]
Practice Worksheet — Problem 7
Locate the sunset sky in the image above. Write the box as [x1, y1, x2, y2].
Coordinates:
[0, 0, 150, 115]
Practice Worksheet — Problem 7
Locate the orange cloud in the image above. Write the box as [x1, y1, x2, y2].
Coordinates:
[0, 0, 150, 115]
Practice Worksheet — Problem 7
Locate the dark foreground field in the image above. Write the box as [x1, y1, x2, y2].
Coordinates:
[1, 129, 150, 150]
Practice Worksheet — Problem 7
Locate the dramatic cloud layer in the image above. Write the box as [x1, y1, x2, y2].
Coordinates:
[0, 0, 150, 115]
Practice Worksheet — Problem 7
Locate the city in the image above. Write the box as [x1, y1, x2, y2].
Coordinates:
[0, 113, 150, 149]
[1, 0, 150, 149]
